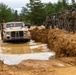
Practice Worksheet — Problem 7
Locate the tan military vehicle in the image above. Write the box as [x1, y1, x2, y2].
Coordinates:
[1, 22, 31, 42]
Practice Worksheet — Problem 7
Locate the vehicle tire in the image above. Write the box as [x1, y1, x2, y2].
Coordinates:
[27, 39, 30, 42]
[1, 31, 3, 40]
[24, 39, 30, 42]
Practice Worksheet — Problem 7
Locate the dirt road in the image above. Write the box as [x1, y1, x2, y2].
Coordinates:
[0, 57, 76, 75]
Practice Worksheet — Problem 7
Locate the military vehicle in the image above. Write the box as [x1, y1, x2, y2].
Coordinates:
[1, 22, 31, 42]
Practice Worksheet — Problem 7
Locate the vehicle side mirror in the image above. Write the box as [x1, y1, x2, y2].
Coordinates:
[25, 24, 30, 28]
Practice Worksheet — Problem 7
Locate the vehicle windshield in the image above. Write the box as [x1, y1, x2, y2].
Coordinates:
[15, 23, 23, 27]
[7, 24, 14, 28]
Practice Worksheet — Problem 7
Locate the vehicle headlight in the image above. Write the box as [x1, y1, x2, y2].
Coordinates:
[6, 32, 11, 36]
[6, 34, 10, 37]
[6, 33, 11, 39]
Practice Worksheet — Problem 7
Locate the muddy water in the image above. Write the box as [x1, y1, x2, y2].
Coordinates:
[0, 40, 49, 54]
[0, 40, 55, 65]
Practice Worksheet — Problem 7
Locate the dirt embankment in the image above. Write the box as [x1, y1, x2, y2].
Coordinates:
[30, 27, 76, 57]
[30, 27, 48, 43]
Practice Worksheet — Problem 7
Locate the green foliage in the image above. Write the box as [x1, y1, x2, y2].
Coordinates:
[44, 3, 55, 17]
[0, 3, 13, 23]
[21, 0, 75, 25]
[21, 0, 46, 25]
[0, 0, 76, 26]
[20, 7, 29, 22]
[72, 0, 75, 5]
[71, 0, 76, 7]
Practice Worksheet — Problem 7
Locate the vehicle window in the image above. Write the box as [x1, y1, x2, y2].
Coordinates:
[15, 23, 23, 27]
[7, 24, 14, 28]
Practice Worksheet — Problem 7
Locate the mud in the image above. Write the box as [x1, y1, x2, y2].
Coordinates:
[30, 27, 76, 57]
[0, 39, 55, 65]
[0, 26, 76, 75]
[0, 58, 76, 75]
[30, 27, 48, 43]
[1, 40, 49, 54]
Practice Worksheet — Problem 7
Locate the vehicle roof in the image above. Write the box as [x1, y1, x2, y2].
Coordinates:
[3, 22, 24, 24]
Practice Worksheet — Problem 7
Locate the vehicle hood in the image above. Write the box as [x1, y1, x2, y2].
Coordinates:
[4, 27, 29, 32]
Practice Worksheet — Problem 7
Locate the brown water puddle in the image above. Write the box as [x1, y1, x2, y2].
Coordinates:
[0, 40, 49, 54]
[0, 40, 55, 65]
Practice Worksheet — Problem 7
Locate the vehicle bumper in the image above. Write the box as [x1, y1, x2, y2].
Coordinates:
[3, 38, 30, 42]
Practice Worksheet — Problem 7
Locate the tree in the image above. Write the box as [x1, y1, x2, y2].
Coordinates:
[71, 0, 76, 7]
[72, 0, 75, 5]
[20, 7, 28, 22]
[61, 0, 68, 9]
[24, 0, 46, 25]
[44, 2, 55, 17]
[0, 3, 14, 23]
[13, 10, 18, 21]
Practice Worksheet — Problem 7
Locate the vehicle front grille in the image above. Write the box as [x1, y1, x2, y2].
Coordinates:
[11, 31, 23, 38]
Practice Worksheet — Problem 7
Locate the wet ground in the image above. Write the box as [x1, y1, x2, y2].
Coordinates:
[1, 40, 50, 54]
[0, 39, 55, 65]
[0, 28, 76, 75]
